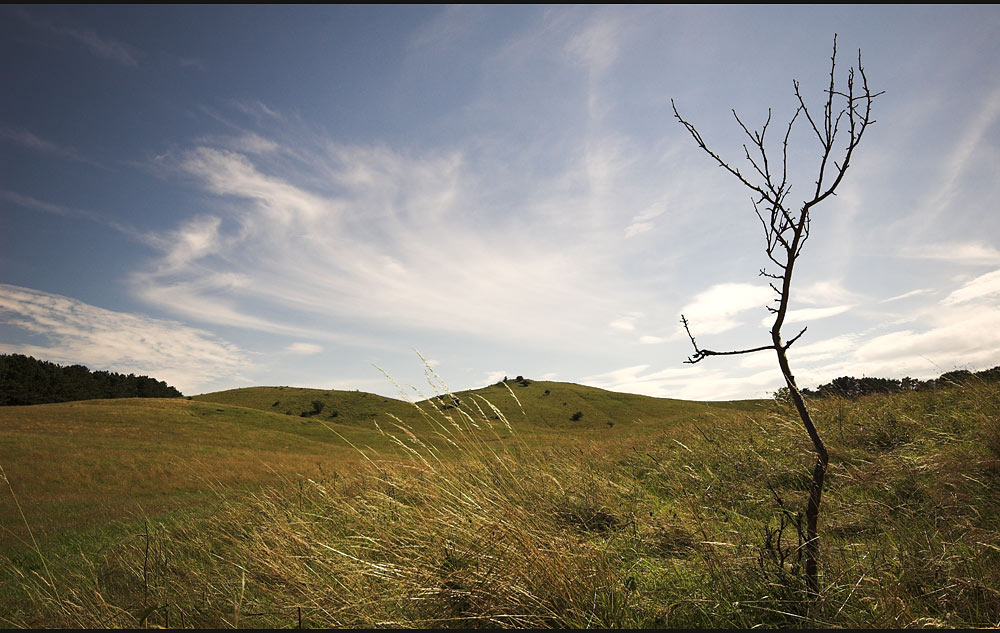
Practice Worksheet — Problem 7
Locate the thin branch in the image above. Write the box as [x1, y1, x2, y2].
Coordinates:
[672, 100, 777, 206]
[681, 315, 775, 364]
[783, 327, 808, 350]
[673, 33, 878, 601]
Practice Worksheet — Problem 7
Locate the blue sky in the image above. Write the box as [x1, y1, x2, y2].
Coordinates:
[2, 5, 999, 399]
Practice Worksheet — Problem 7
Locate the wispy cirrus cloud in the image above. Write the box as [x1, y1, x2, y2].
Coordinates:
[677, 283, 773, 336]
[7, 9, 996, 402]
[131, 113, 667, 354]
[0, 190, 139, 238]
[941, 268, 1000, 305]
[0, 127, 105, 168]
[754, 272, 1000, 387]
[880, 288, 935, 303]
[286, 342, 323, 355]
[918, 86, 1000, 228]
[899, 241, 1000, 266]
[852, 304, 1000, 376]
[624, 199, 667, 238]
[565, 11, 624, 77]
[0, 284, 249, 394]
[763, 304, 854, 327]
[12, 8, 140, 66]
[232, 100, 285, 123]
[582, 363, 778, 401]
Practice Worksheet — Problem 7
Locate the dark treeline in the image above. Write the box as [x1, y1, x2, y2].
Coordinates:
[777, 366, 1000, 401]
[0, 354, 183, 405]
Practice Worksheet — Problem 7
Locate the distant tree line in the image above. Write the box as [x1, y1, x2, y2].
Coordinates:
[776, 366, 1000, 401]
[0, 354, 183, 405]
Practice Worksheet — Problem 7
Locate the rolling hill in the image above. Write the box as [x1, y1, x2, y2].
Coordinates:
[1, 377, 998, 628]
[1, 380, 768, 559]
[193, 379, 771, 432]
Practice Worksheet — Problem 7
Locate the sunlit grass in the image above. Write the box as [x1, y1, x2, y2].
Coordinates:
[2, 374, 998, 627]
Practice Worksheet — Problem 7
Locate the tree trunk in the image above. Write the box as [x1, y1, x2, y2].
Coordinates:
[773, 342, 828, 596]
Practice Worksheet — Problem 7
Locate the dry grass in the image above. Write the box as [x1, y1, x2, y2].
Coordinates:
[2, 375, 999, 628]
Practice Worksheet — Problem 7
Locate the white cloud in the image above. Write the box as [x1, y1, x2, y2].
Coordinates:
[13, 8, 140, 66]
[0, 190, 140, 238]
[133, 130, 648, 354]
[408, 4, 484, 51]
[62, 26, 139, 66]
[233, 100, 285, 122]
[783, 276, 1000, 385]
[639, 335, 668, 344]
[609, 319, 635, 331]
[609, 312, 643, 332]
[10, 10, 997, 404]
[564, 14, 622, 76]
[766, 304, 854, 326]
[881, 288, 935, 303]
[226, 133, 281, 155]
[0, 284, 249, 395]
[582, 363, 780, 401]
[145, 215, 222, 272]
[679, 283, 774, 336]
[286, 342, 323, 355]
[179, 147, 330, 224]
[794, 280, 860, 306]
[178, 57, 206, 71]
[900, 241, 1000, 266]
[918, 87, 1000, 227]
[483, 370, 508, 385]
[624, 199, 667, 238]
[941, 268, 1000, 305]
[852, 306, 1000, 374]
[0, 127, 103, 167]
[787, 335, 857, 364]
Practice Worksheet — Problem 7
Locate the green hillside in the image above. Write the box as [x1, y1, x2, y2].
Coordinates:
[1, 381, 757, 566]
[454, 379, 771, 429]
[4, 379, 996, 628]
[2, 381, 730, 551]
[0, 398, 394, 556]
[191, 386, 419, 427]
[194, 379, 771, 435]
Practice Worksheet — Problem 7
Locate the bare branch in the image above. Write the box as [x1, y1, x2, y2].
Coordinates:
[681, 315, 775, 364]
[780, 106, 801, 195]
[672, 99, 776, 205]
[783, 327, 808, 350]
[673, 33, 877, 599]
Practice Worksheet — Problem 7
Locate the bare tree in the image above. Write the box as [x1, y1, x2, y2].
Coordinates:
[672, 36, 881, 596]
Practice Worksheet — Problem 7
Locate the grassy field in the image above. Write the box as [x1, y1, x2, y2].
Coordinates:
[2, 377, 998, 627]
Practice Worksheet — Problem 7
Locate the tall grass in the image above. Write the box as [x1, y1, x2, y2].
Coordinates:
[3, 374, 999, 628]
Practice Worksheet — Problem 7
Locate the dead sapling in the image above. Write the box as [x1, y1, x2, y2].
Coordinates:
[673, 35, 881, 596]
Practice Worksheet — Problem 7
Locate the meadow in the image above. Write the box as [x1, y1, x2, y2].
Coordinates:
[1, 375, 998, 628]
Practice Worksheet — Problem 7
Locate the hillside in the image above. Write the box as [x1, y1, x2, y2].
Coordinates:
[193, 379, 771, 433]
[1, 381, 764, 566]
[191, 386, 420, 426]
[2, 381, 740, 556]
[4, 378, 997, 628]
[0, 398, 393, 556]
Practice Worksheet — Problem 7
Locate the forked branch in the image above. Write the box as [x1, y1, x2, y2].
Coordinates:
[680, 315, 774, 364]
[673, 35, 879, 598]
